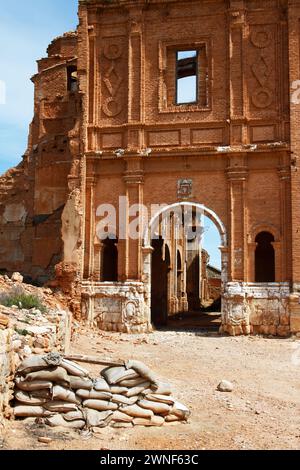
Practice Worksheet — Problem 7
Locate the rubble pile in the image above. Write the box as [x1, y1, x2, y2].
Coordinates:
[13, 354, 190, 430]
[0, 273, 73, 422]
[0, 273, 72, 357]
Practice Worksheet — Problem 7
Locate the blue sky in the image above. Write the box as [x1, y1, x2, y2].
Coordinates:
[0, 0, 78, 175]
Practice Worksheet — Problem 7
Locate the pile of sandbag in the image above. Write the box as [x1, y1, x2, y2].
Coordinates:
[12, 353, 190, 430]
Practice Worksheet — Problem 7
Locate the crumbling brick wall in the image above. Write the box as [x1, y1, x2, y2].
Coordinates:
[0, 32, 82, 286]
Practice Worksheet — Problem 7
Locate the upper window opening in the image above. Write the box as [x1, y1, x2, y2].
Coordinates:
[67, 66, 78, 92]
[176, 50, 198, 105]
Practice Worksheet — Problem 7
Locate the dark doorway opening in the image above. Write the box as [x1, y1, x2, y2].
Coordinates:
[255, 231, 275, 282]
[101, 238, 118, 282]
[151, 238, 170, 327]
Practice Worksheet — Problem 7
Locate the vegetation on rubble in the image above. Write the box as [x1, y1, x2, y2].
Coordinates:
[0, 286, 47, 313]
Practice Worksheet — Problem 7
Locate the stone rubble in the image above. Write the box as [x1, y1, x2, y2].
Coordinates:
[0, 274, 73, 428]
[12, 354, 190, 431]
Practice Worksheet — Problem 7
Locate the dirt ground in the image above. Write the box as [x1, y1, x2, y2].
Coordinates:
[1, 327, 300, 451]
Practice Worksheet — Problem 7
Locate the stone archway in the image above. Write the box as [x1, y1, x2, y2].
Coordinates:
[142, 202, 228, 328]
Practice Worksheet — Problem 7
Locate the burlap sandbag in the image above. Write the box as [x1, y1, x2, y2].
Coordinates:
[125, 360, 157, 384]
[143, 394, 175, 406]
[63, 410, 84, 422]
[52, 385, 81, 404]
[151, 381, 172, 395]
[133, 416, 165, 427]
[111, 410, 133, 423]
[46, 414, 85, 429]
[60, 359, 89, 377]
[165, 414, 180, 423]
[111, 394, 138, 406]
[138, 399, 171, 415]
[171, 401, 190, 420]
[111, 422, 133, 429]
[76, 389, 112, 401]
[118, 377, 149, 388]
[69, 376, 93, 390]
[120, 404, 154, 419]
[84, 409, 114, 428]
[14, 391, 48, 406]
[17, 356, 49, 375]
[126, 382, 151, 398]
[14, 406, 53, 417]
[94, 378, 110, 392]
[31, 390, 52, 399]
[101, 366, 139, 385]
[83, 400, 118, 412]
[110, 386, 128, 395]
[43, 401, 79, 413]
[25, 367, 70, 384]
[15, 378, 53, 392]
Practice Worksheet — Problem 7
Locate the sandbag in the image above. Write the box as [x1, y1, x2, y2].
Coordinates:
[111, 394, 138, 406]
[15, 378, 53, 392]
[165, 414, 180, 423]
[52, 385, 80, 404]
[14, 406, 53, 418]
[110, 386, 128, 395]
[60, 359, 89, 377]
[43, 401, 79, 413]
[17, 356, 49, 375]
[133, 416, 165, 427]
[144, 394, 175, 405]
[45, 414, 85, 429]
[101, 366, 139, 385]
[83, 400, 118, 412]
[31, 390, 52, 399]
[111, 422, 133, 429]
[14, 391, 48, 406]
[84, 409, 114, 428]
[125, 360, 158, 384]
[171, 401, 190, 420]
[126, 382, 151, 398]
[120, 404, 154, 419]
[63, 410, 84, 422]
[69, 376, 93, 390]
[111, 411, 133, 423]
[76, 389, 112, 401]
[118, 377, 149, 388]
[138, 399, 171, 415]
[93, 378, 110, 392]
[151, 381, 172, 396]
[25, 367, 70, 384]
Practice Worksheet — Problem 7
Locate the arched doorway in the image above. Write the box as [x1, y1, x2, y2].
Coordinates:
[255, 232, 275, 282]
[101, 238, 118, 282]
[143, 202, 227, 330]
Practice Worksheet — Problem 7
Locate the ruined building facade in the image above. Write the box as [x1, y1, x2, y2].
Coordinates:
[1, 0, 300, 336]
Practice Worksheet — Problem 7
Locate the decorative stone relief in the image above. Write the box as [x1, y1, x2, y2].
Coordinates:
[250, 27, 274, 109]
[177, 179, 193, 199]
[102, 42, 124, 118]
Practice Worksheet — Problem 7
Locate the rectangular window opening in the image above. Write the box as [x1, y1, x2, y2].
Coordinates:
[176, 50, 198, 105]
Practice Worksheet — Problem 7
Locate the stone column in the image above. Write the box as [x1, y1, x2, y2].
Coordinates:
[247, 242, 257, 282]
[272, 241, 282, 283]
[227, 163, 248, 282]
[142, 246, 154, 326]
[93, 240, 102, 281]
[83, 176, 96, 279]
[123, 158, 144, 280]
[228, 1, 247, 146]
